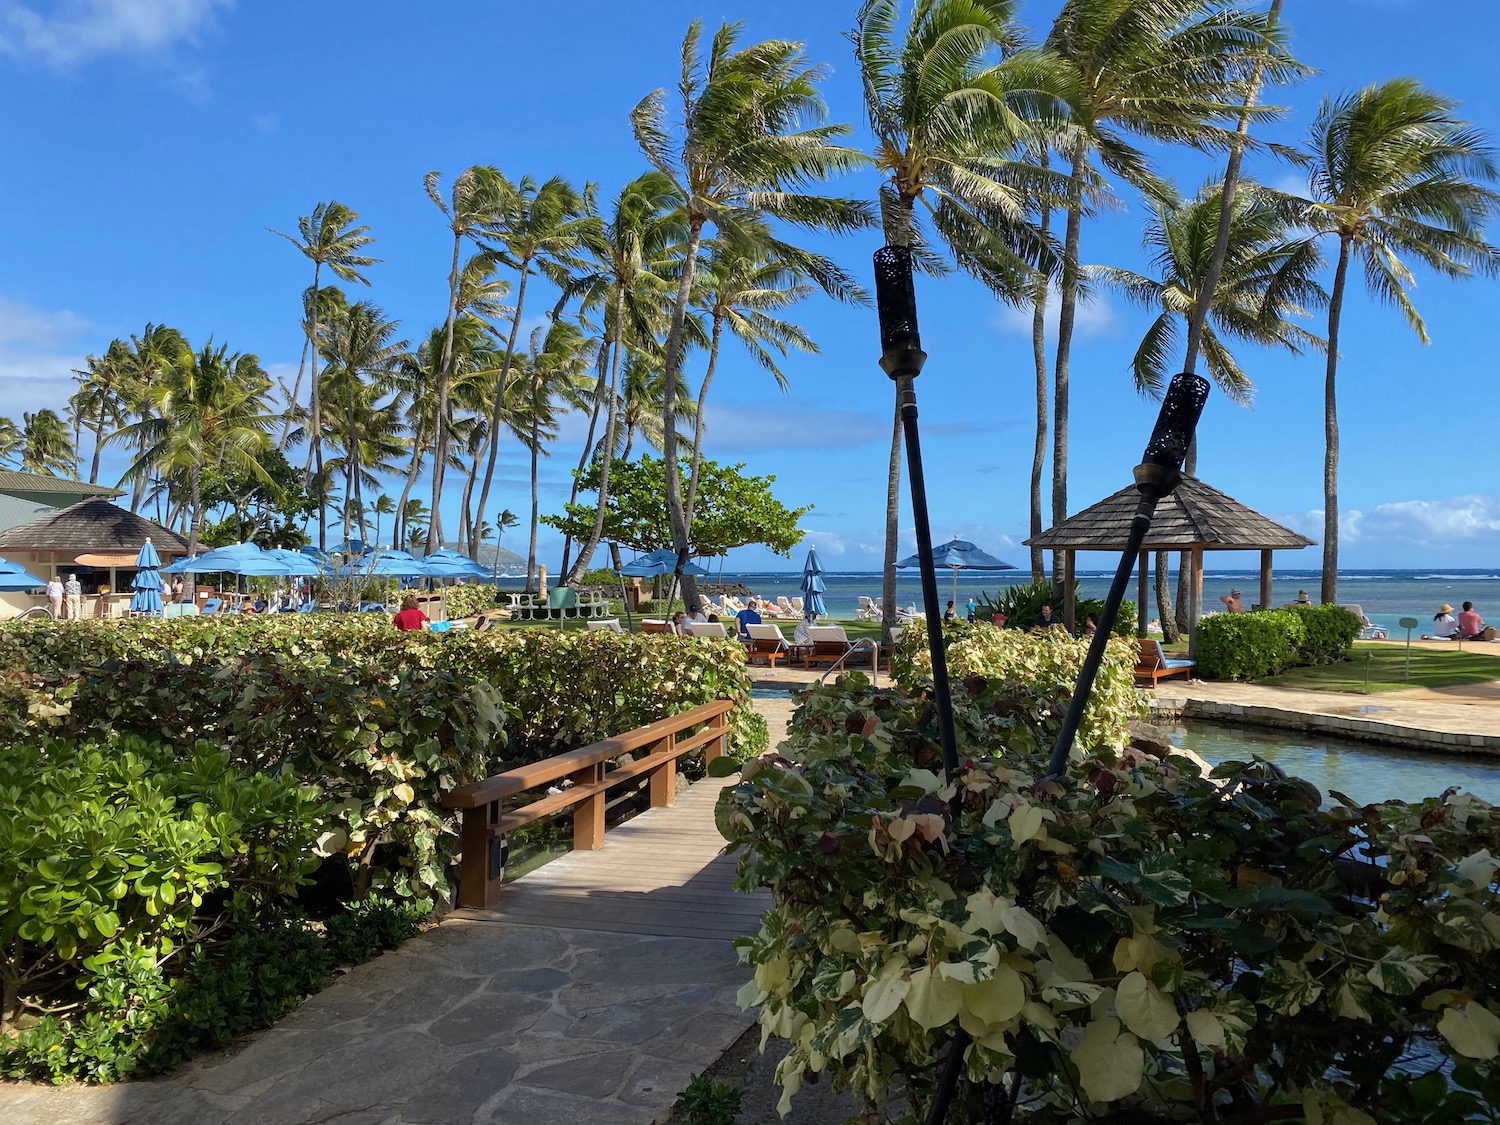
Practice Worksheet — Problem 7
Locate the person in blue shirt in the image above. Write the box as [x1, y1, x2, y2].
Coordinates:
[734, 602, 762, 639]
[966, 597, 977, 622]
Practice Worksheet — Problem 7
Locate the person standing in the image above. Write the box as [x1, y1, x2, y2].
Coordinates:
[1218, 589, 1245, 613]
[171, 575, 185, 603]
[63, 573, 83, 619]
[45, 573, 63, 617]
[1458, 601, 1485, 640]
[966, 597, 977, 622]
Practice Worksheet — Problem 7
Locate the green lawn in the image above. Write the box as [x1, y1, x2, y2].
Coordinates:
[1256, 641, 1500, 693]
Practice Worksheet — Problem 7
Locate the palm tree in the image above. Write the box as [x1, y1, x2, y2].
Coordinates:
[470, 174, 596, 559]
[111, 343, 276, 558]
[560, 172, 684, 583]
[632, 18, 874, 603]
[401, 498, 429, 551]
[1043, 0, 1294, 536]
[856, 0, 1073, 639]
[119, 323, 188, 510]
[20, 410, 76, 476]
[0, 417, 20, 467]
[69, 340, 132, 484]
[270, 202, 379, 551]
[1292, 80, 1500, 603]
[423, 168, 509, 551]
[370, 494, 396, 549]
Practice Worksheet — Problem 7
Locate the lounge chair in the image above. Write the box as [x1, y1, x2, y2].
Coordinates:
[587, 618, 625, 632]
[777, 596, 795, 616]
[200, 597, 222, 616]
[297, 601, 316, 613]
[789, 596, 804, 615]
[801, 625, 879, 673]
[640, 619, 669, 634]
[1134, 638, 1194, 687]
[1340, 604, 1387, 640]
[857, 595, 879, 620]
[686, 621, 729, 638]
[745, 622, 791, 667]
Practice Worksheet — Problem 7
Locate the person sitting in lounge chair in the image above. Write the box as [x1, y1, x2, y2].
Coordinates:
[734, 600, 762, 639]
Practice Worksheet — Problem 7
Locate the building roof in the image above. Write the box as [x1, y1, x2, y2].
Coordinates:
[1025, 476, 1316, 552]
[0, 497, 188, 554]
[0, 493, 59, 535]
[0, 468, 119, 499]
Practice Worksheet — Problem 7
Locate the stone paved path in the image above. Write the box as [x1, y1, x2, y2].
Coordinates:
[0, 778, 761, 1125]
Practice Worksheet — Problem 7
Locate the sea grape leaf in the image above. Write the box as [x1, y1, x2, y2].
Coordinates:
[1073, 1017, 1144, 1103]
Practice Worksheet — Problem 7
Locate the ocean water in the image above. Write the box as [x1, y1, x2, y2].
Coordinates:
[700, 568, 1500, 634]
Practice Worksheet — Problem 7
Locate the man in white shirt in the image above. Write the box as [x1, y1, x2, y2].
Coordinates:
[685, 603, 708, 626]
[63, 574, 83, 619]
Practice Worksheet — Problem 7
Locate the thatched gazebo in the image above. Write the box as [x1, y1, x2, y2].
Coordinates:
[1025, 476, 1314, 647]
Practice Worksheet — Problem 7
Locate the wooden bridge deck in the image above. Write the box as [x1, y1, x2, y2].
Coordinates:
[453, 775, 769, 941]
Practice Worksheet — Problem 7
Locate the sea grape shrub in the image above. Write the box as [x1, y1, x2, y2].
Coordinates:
[1287, 603, 1362, 665]
[718, 673, 1500, 1124]
[1196, 610, 1308, 680]
[0, 735, 319, 1042]
[891, 621, 1143, 754]
[441, 582, 499, 622]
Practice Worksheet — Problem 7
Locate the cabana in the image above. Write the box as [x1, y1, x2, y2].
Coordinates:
[1025, 477, 1314, 652]
[0, 498, 187, 618]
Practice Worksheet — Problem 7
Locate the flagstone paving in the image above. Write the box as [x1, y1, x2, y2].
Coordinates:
[0, 777, 763, 1125]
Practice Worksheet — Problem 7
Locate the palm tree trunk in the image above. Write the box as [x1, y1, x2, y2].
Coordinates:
[473, 263, 533, 559]
[560, 329, 614, 579]
[1051, 141, 1088, 573]
[277, 333, 310, 453]
[1322, 238, 1351, 606]
[684, 312, 724, 524]
[428, 231, 464, 552]
[1030, 259, 1049, 583]
[308, 260, 328, 551]
[186, 467, 204, 559]
[90, 414, 107, 485]
[527, 421, 541, 590]
[1155, 550, 1179, 643]
[880, 402, 902, 646]
[660, 217, 709, 608]
[569, 287, 627, 585]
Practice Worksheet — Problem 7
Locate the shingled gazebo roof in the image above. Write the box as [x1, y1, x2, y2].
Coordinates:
[1025, 476, 1314, 552]
[0, 498, 187, 554]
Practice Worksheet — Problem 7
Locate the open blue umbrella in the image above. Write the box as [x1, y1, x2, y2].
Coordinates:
[129, 538, 164, 615]
[897, 537, 1017, 606]
[800, 547, 827, 619]
[0, 557, 45, 591]
[619, 548, 708, 578]
[263, 548, 325, 576]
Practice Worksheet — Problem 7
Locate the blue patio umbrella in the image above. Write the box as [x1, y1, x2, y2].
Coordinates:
[897, 537, 1017, 606]
[420, 555, 491, 579]
[0, 556, 45, 590]
[263, 548, 325, 576]
[619, 548, 708, 578]
[800, 547, 827, 619]
[129, 538, 164, 615]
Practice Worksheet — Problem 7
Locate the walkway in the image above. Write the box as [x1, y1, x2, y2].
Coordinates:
[0, 777, 765, 1125]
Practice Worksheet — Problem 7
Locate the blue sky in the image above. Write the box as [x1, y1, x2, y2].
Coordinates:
[0, 0, 1495, 572]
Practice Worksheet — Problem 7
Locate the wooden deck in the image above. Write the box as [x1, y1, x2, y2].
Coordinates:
[454, 776, 768, 942]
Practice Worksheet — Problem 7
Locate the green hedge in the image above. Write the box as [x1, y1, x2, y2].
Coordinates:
[1196, 604, 1360, 681]
[441, 582, 498, 621]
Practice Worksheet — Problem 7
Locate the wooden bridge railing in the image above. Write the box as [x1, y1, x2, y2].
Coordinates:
[442, 699, 734, 909]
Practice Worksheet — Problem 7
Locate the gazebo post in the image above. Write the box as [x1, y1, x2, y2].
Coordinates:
[1063, 550, 1076, 631]
[1188, 548, 1204, 659]
[1259, 549, 1273, 612]
[1137, 549, 1148, 636]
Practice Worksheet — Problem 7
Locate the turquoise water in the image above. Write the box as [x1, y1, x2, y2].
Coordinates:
[1171, 720, 1500, 806]
[706, 568, 1500, 636]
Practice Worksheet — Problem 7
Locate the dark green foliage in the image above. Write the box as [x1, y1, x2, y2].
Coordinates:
[975, 579, 1133, 637]
[673, 1072, 744, 1125]
[1197, 606, 1358, 681]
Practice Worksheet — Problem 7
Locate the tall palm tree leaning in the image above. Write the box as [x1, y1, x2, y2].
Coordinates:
[270, 202, 379, 551]
[855, 0, 1074, 642]
[1291, 79, 1500, 604]
[470, 173, 596, 563]
[1042, 0, 1293, 557]
[19, 409, 77, 477]
[633, 18, 875, 608]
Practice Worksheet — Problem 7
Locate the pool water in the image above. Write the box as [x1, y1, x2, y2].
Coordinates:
[1170, 720, 1500, 806]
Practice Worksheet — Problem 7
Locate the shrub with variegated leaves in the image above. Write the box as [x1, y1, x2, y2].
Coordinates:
[718, 672, 1500, 1124]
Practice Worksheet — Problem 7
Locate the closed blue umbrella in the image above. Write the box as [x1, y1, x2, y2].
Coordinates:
[130, 538, 164, 615]
[896, 537, 1017, 606]
[0, 557, 45, 591]
[619, 548, 707, 578]
[800, 547, 827, 619]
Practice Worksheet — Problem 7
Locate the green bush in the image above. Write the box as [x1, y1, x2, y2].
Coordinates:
[719, 674, 1500, 1123]
[976, 579, 1133, 637]
[1196, 609, 1307, 680]
[2, 899, 428, 1083]
[0, 735, 320, 1047]
[672, 1072, 744, 1125]
[891, 622, 1143, 753]
[1287, 603, 1362, 665]
[441, 582, 498, 621]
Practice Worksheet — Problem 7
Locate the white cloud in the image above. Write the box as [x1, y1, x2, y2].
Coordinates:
[1294, 495, 1500, 549]
[993, 284, 1119, 340]
[0, 297, 97, 419]
[0, 0, 229, 67]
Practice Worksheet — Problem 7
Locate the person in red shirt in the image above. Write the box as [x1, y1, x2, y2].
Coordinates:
[1458, 601, 1486, 640]
[392, 593, 430, 632]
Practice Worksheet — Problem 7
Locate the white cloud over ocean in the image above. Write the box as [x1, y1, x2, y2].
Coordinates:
[0, 0, 229, 66]
[993, 284, 1120, 340]
[0, 296, 95, 420]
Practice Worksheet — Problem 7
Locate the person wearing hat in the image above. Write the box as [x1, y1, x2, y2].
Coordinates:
[1296, 589, 1311, 604]
[1426, 604, 1460, 640]
[1218, 588, 1245, 614]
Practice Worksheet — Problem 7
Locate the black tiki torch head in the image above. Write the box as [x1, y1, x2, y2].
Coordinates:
[1134, 371, 1211, 499]
[873, 246, 926, 381]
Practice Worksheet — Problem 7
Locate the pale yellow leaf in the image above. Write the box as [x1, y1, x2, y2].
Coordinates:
[1438, 1001, 1500, 1059]
[1073, 1017, 1144, 1103]
[861, 958, 910, 1023]
[1184, 1008, 1225, 1049]
[904, 964, 962, 1030]
[1009, 803, 1045, 845]
[1117, 971, 1180, 1043]
[963, 965, 1025, 1025]
[392, 782, 415, 805]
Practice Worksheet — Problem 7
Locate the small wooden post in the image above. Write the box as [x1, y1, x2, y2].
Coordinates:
[1259, 549, 1273, 613]
[1137, 549, 1149, 637]
[572, 762, 605, 849]
[1188, 549, 1204, 660]
[705, 711, 726, 767]
[459, 803, 502, 910]
[650, 732, 677, 808]
[1062, 549, 1076, 631]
